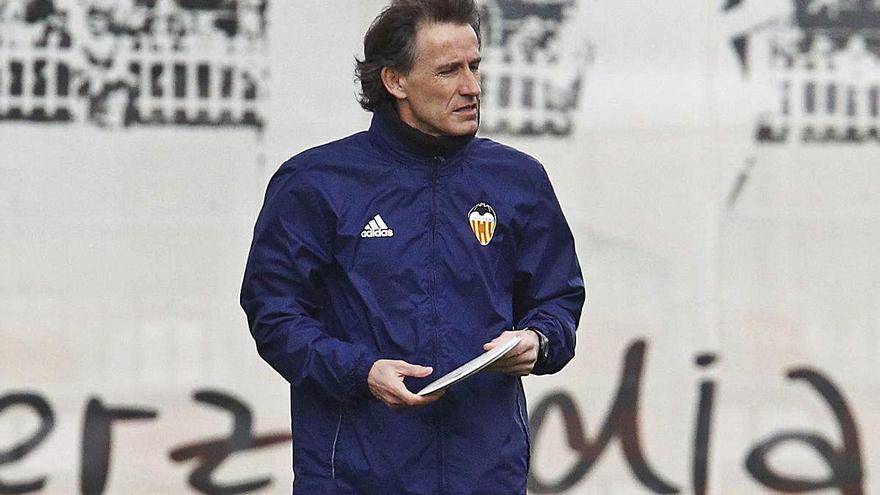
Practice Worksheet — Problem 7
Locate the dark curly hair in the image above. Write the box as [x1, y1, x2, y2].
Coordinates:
[355, 0, 481, 112]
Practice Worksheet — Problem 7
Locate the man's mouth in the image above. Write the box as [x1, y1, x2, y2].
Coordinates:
[454, 103, 478, 115]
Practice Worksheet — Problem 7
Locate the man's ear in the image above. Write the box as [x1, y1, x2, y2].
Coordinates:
[381, 67, 407, 100]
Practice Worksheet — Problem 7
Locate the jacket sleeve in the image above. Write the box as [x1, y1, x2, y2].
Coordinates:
[240, 165, 378, 402]
[513, 166, 586, 375]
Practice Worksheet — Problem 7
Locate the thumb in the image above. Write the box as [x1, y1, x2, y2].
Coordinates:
[399, 362, 433, 377]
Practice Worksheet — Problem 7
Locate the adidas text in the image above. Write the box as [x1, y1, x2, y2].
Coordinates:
[361, 229, 394, 238]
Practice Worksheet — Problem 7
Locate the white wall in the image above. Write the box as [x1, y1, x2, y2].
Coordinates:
[1, 0, 877, 493]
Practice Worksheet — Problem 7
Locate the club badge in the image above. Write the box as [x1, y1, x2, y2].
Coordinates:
[468, 203, 497, 246]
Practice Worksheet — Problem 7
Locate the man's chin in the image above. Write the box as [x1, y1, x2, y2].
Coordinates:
[445, 120, 479, 137]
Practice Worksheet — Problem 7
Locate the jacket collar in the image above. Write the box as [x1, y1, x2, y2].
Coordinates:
[368, 102, 476, 167]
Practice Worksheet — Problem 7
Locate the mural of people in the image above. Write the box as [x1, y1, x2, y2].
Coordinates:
[729, 0, 880, 143]
[0, 0, 268, 129]
[478, 0, 592, 136]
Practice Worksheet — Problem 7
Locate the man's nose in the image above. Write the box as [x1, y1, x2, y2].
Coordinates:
[460, 69, 481, 97]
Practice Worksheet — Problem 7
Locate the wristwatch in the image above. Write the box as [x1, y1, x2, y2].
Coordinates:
[527, 328, 549, 367]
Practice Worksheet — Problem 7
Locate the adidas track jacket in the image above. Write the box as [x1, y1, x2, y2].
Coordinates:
[240, 111, 585, 494]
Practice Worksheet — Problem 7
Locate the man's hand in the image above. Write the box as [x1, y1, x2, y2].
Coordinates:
[483, 330, 539, 376]
[367, 360, 444, 408]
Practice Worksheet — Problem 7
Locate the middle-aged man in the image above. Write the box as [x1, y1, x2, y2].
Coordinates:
[240, 0, 585, 493]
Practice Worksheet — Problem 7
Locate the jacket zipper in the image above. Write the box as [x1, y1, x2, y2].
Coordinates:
[430, 157, 445, 494]
[331, 407, 342, 479]
[515, 379, 531, 450]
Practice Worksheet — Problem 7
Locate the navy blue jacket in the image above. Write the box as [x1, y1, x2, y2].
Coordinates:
[241, 111, 585, 494]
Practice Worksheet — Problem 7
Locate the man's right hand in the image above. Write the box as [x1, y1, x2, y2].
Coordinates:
[367, 360, 444, 408]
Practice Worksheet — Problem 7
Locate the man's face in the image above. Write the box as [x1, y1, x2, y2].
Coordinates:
[392, 22, 481, 137]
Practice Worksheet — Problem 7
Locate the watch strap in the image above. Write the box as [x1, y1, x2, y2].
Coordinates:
[528, 328, 550, 367]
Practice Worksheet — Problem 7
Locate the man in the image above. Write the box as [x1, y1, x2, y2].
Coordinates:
[240, 0, 585, 493]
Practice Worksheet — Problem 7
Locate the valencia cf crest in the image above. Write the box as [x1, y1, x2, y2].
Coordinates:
[468, 203, 497, 246]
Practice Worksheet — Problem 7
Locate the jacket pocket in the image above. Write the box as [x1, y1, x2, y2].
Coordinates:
[330, 407, 343, 479]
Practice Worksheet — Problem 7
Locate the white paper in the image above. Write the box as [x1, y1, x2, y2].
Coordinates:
[416, 335, 523, 396]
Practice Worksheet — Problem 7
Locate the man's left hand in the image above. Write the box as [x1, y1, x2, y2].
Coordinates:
[483, 330, 539, 376]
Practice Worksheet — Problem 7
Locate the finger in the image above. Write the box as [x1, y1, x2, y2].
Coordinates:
[423, 389, 446, 400]
[513, 350, 537, 365]
[400, 389, 443, 407]
[492, 364, 532, 376]
[505, 341, 530, 359]
[486, 360, 513, 372]
[375, 388, 404, 407]
[483, 331, 517, 351]
[485, 359, 502, 370]
[513, 330, 540, 353]
[398, 362, 434, 378]
[379, 391, 406, 408]
[507, 344, 537, 361]
[384, 378, 443, 405]
[492, 353, 536, 372]
[493, 359, 532, 371]
[490, 349, 533, 368]
[411, 389, 445, 406]
[489, 347, 530, 367]
[379, 388, 411, 408]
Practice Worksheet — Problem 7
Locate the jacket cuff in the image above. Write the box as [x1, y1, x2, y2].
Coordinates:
[346, 350, 379, 400]
[518, 317, 573, 375]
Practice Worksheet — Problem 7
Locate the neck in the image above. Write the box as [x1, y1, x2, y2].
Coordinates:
[377, 101, 474, 158]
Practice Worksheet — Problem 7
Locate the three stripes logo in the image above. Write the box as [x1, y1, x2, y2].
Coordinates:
[468, 203, 497, 246]
[361, 214, 394, 238]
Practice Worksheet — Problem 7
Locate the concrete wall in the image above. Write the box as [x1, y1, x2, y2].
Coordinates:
[1, 0, 877, 493]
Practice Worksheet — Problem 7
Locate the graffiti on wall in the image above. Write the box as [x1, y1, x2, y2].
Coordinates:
[0, 0, 268, 130]
[478, 0, 593, 136]
[527, 340, 865, 495]
[726, 0, 880, 144]
[0, 389, 291, 495]
[0, 339, 865, 495]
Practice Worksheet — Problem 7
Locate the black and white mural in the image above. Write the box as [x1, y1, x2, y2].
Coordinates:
[478, 0, 593, 136]
[3, 1, 880, 493]
[726, 0, 880, 144]
[0, 0, 268, 129]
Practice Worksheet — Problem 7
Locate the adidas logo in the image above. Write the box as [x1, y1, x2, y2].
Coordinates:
[361, 214, 394, 238]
